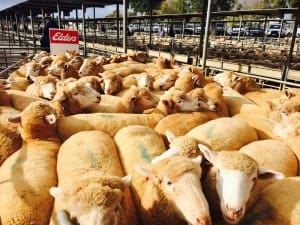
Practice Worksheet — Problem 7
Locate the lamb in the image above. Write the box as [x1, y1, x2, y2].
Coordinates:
[1, 77, 32, 91]
[48, 58, 69, 77]
[0, 101, 61, 225]
[198, 144, 284, 224]
[152, 72, 178, 91]
[78, 75, 104, 93]
[239, 139, 299, 177]
[59, 62, 80, 80]
[132, 156, 211, 225]
[114, 125, 211, 225]
[51, 80, 101, 116]
[149, 87, 217, 115]
[78, 57, 105, 77]
[242, 177, 300, 225]
[25, 75, 58, 100]
[213, 71, 259, 94]
[186, 117, 258, 151]
[100, 71, 123, 95]
[122, 72, 154, 90]
[155, 56, 174, 69]
[68, 55, 84, 71]
[49, 130, 139, 225]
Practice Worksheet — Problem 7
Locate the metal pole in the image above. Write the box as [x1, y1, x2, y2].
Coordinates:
[82, 3, 87, 56]
[201, 0, 212, 71]
[123, 0, 128, 53]
[29, 9, 36, 52]
[57, 0, 61, 28]
[237, 15, 242, 42]
[15, 12, 21, 46]
[93, 6, 97, 45]
[75, 9, 79, 30]
[116, 3, 120, 47]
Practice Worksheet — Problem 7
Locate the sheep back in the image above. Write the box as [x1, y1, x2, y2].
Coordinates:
[186, 117, 258, 151]
[0, 140, 60, 225]
[242, 177, 300, 225]
[114, 125, 166, 175]
[154, 112, 219, 143]
[233, 113, 280, 140]
[51, 130, 139, 225]
[57, 112, 164, 141]
[240, 139, 299, 177]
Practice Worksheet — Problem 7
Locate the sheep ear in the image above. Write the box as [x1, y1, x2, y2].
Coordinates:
[266, 100, 276, 111]
[57, 210, 73, 225]
[166, 130, 177, 143]
[50, 187, 64, 200]
[7, 114, 21, 123]
[151, 146, 179, 164]
[258, 167, 285, 180]
[122, 174, 132, 187]
[51, 93, 67, 103]
[198, 143, 217, 165]
[134, 164, 155, 181]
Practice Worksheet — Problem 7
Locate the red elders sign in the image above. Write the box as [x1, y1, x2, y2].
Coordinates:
[49, 29, 79, 44]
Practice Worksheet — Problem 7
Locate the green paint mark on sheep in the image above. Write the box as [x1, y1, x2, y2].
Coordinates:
[99, 114, 115, 119]
[206, 123, 216, 139]
[87, 150, 102, 169]
[139, 142, 151, 163]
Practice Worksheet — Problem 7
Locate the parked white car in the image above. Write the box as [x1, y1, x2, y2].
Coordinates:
[266, 24, 291, 37]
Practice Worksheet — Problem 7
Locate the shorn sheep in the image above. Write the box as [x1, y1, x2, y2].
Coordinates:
[50, 130, 139, 225]
[0, 101, 61, 225]
[198, 144, 284, 224]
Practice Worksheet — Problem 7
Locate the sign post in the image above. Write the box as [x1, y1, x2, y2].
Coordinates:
[49, 28, 79, 55]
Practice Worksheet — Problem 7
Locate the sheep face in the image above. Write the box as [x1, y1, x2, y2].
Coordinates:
[158, 88, 212, 115]
[136, 156, 211, 225]
[50, 175, 131, 225]
[25, 62, 43, 81]
[35, 76, 57, 100]
[79, 58, 104, 77]
[48, 59, 66, 77]
[273, 112, 300, 139]
[199, 144, 284, 224]
[102, 73, 123, 95]
[153, 73, 177, 91]
[136, 73, 154, 89]
[69, 56, 84, 71]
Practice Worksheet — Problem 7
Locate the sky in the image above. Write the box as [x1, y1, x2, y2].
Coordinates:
[0, 0, 117, 18]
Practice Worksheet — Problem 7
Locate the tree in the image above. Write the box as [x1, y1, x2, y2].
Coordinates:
[130, 0, 152, 14]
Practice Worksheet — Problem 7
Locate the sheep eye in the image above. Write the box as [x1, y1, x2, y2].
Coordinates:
[114, 207, 119, 212]
[166, 181, 172, 185]
[73, 92, 79, 95]
[252, 177, 257, 182]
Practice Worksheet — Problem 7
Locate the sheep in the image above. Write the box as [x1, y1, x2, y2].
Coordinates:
[51, 80, 101, 116]
[213, 71, 259, 94]
[68, 55, 84, 71]
[154, 112, 219, 141]
[186, 117, 258, 151]
[132, 156, 211, 225]
[0, 101, 61, 225]
[25, 75, 58, 100]
[1, 77, 32, 91]
[60, 62, 80, 80]
[155, 56, 174, 69]
[239, 139, 298, 177]
[152, 72, 178, 91]
[243, 88, 284, 106]
[57, 112, 164, 141]
[100, 71, 123, 95]
[78, 75, 104, 93]
[198, 144, 285, 224]
[203, 82, 229, 117]
[114, 125, 211, 225]
[6, 89, 47, 111]
[241, 177, 300, 225]
[0, 87, 22, 165]
[149, 87, 217, 116]
[78, 57, 105, 77]
[122, 72, 154, 90]
[48, 58, 69, 77]
[49, 130, 139, 225]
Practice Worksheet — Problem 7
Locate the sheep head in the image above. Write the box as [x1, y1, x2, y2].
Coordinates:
[8, 101, 58, 140]
[198, 144, 284, 224]
[135, 156, 211, 225]
[50, 174, 131, 225]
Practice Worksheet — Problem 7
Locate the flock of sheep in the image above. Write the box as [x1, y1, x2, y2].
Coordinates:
[0, 49, 299, 225]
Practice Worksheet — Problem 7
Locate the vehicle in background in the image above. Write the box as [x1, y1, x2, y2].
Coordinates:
[226, 24, 246, 36]
[183, 24, 195, 35]
[246, 26, 264, 37]
[296, 24, 300, 37]
[266, 24, 291, 37]
[216, 23, 226, 35]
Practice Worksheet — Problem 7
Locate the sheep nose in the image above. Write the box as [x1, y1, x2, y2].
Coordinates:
[225, 205, 243, 220]
[195, 216, 211, 225]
